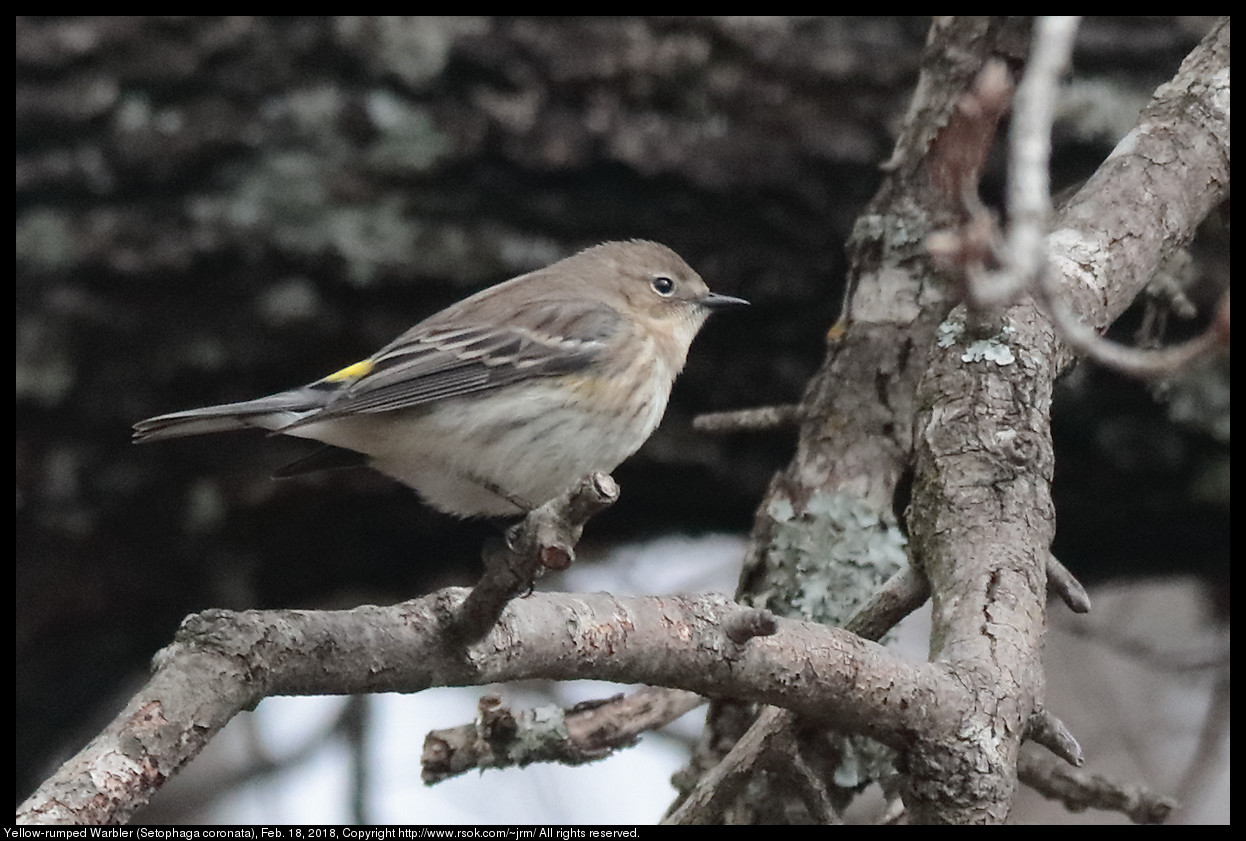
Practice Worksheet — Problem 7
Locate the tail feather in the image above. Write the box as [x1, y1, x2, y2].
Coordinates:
[132, 389, 326, 443]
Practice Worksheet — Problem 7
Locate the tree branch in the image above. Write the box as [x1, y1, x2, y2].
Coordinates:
[667, 563, 932, 823]
[421, 687, 704, 784]
[1045, 554, 1091, 614]
[451, 472, 619, 642]
[971, 16, 1080, 310]
[1043, 17, 1230, 368]
[1018, 750, 1177, 825]
[681, 17, 1034, 823]
[692, 404, 804, 433]
[903, 16, 1230, 824]
[17, 590, 964, 825]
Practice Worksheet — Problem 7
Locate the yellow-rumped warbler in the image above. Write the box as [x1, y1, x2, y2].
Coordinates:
[133, 240, 747, 517]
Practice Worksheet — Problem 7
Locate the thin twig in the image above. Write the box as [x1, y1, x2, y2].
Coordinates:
[1046, 554, 1091, 614]
[843, 564, 931, 642]
[1037, 278, 1227, 379]
[970, 16, 1081, 310]
[693, 404, 804, 433]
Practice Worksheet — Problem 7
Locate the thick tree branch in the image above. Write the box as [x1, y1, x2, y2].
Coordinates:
[17, 590, 964, 825]
[903, 16, 1229, 824]
[683, 17, 1034, 824]
[1044, 17, 1230, 365]
[668, 563, 930, 824]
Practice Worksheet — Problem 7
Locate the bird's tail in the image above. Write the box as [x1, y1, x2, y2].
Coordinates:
[132, 388, 327, 443]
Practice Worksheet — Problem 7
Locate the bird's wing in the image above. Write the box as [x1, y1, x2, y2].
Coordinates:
[289, 298, 622, 424]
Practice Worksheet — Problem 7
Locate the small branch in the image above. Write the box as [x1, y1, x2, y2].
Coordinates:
[1018, 750, 1177, 825]
[1045, 554, 1091, 614]
[425, 604, 776, 781]
[1042, 17, 1230, 370]
[970, 16, 1081, 310]
[561, 689, 703, 762]
[451, 472, 619, 642]
[663, 705, 795, 825]
[843, 564, 931, 642]
[1025, 707, 1084, 767]
[692, 404, 803, 433]
[1037, 279, 1228, 379]
[775, 725, 842, 825]
[422, 687, 703, 784]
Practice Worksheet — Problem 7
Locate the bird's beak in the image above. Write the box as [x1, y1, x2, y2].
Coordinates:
[701, 292, 750, 310]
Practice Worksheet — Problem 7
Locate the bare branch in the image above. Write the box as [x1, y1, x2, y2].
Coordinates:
[971, 16, 1081, 310]
[782, 732, 843, 826]
[843, 564, 931, 642]
[1045, 554, 1091, 614]
[1038, 279, 1228, 379]
[693, 404, 803, 433]
[1043, 17, 1230, 370]
[1018, 750, 1177, 825]
[17, 590, 963, 825]
[451, 472, 619, 642]
[421, 687, 703, 784]
[664, 706, 796, 825]
[1025, 707, 1084, 767]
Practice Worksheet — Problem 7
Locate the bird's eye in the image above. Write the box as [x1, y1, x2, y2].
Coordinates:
[650, 276, 676, 296]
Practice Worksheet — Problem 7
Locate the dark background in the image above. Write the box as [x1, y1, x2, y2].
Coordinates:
[16, 16, 1228, 805]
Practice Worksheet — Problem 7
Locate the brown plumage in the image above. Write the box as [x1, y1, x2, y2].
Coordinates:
[134, 240, 747, 517]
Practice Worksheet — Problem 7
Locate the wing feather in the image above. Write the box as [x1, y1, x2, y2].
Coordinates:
[284, 299, 621, 426]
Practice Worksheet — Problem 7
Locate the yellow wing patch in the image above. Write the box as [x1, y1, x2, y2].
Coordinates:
[322, 359, 375, 383]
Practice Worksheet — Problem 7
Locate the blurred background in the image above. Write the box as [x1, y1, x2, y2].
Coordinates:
[16, 17, 1228, 823]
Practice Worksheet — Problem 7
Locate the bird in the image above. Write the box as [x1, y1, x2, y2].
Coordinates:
[133, 240, 747, 517]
